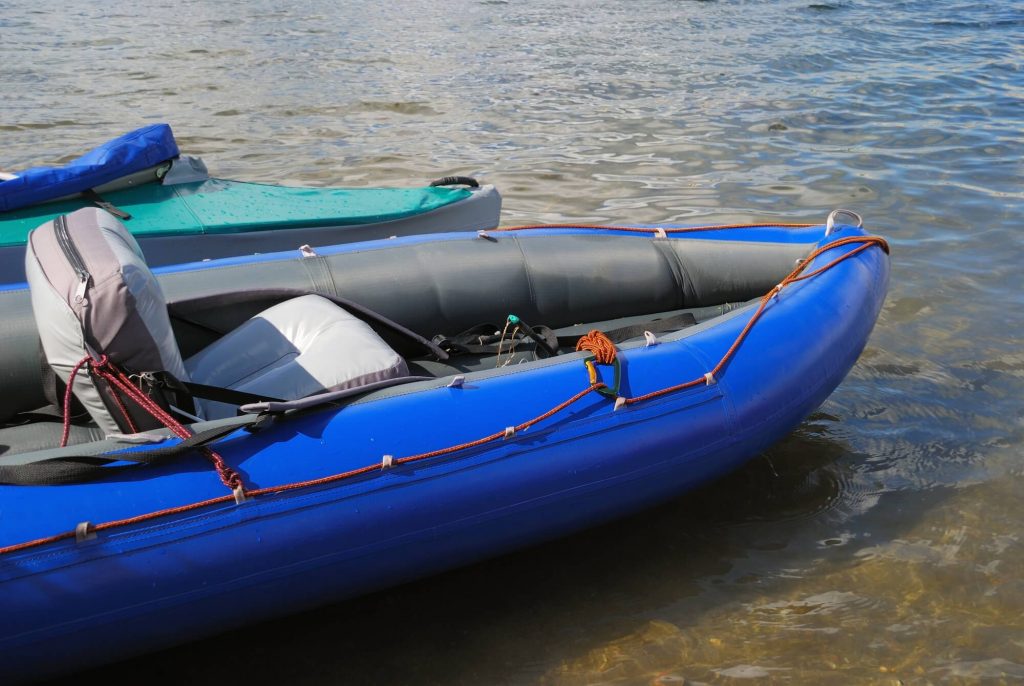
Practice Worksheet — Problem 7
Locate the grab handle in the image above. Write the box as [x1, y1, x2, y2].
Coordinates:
[825, 209, 863, 237]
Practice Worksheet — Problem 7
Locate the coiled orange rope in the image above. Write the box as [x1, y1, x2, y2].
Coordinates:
[576, 330, 618, 365]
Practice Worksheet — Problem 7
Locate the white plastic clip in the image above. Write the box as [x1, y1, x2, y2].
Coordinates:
[653, 227, 668, 238]
[381, 454, 394, 469]
[447, 375, 466, 388]
[643, 331, 659, 347]
[75, 521, 96, 543]
[503, 426, 516, 439]
[771, 284, 784, 301]
[477, 230, 497, 241]
[704, 371, 717, 386]
[233, 486, 247, 504]
[299, 244, 317, 258]
[614, 396, 627, 412]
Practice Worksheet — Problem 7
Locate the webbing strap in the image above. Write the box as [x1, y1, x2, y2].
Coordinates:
[168, 289, 449, 361]
[0, 420, 256, 486]
[145, 371, 284, 407]
[83, 189, 132, 220]
[184, 381, 284, 407]
[557, 312, 698, 347]
[434, 323, 559, 358]
[436, 312, 698, 359]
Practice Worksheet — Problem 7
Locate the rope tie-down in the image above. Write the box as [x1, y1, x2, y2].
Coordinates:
[0, 227, 888, 557]
[61, 355, 245, 495]
[577, 330, 621, 399]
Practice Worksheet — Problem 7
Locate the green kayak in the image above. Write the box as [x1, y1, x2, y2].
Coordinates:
[1, 125, 500, 283]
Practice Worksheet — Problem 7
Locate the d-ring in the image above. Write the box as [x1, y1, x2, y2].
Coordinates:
[825, 209, 863, 237]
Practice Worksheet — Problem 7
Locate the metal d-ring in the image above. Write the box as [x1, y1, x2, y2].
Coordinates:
[825, 209, 864, 237]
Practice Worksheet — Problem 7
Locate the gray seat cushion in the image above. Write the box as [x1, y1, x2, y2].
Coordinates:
[25, 208, 190, 435]
[185, 294, 409, 420]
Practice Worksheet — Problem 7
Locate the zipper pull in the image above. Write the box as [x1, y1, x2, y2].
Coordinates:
[75, 276, 88, 304]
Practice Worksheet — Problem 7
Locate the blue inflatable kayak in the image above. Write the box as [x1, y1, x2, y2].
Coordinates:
[0, 211, 889, 681]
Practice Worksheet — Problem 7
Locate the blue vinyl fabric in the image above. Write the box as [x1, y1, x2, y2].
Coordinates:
[0, 124, 179, 212]
[0, 224, 889, 681]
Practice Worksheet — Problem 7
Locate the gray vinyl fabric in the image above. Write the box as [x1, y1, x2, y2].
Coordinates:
[155, 235, 811, 344]
[186, 294, 410, 420]
[0, 421, 105, 458]
[1, 230, 813, 422]
[25, 208, 189, 435]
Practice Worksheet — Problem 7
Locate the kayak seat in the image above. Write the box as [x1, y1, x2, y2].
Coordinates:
[185, 294, 409, 420]
[26, 207, 408, 434]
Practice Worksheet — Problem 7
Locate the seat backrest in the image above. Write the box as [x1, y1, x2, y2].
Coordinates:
[24, 207, 191, 435]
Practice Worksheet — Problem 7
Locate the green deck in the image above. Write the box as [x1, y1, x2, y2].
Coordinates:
[0, 179, 472, 247]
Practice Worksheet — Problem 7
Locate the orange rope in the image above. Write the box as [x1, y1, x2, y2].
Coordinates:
[0, 493, 239, 556]
[576, 330, 618, 365]
[0, 233, 888, 557]
[246, 384, 606, 502]
[624, 235, 889, 405]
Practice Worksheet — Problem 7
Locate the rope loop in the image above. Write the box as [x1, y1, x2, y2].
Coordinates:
[60, 354, 245, 493]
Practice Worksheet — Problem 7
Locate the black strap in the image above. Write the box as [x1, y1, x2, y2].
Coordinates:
[168, 289, 449, 361]
[83, 189, 132, 220]
[557, 312, 698, 347]
[144, 371, 284, 407]
[0, 420, 254, 486]
[434, 323, 559, 358]
[184, 381, 284, 406]
[435, 313, 698, 358]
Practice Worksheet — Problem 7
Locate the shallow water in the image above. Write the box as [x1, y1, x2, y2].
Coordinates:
[3, 0, 1023, 683]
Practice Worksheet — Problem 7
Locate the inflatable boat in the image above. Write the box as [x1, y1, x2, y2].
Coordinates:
[0, 124, 500, 283]
[0, 208, 888, 681]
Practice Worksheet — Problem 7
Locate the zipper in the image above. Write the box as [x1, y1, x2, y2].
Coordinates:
[54, 215, 91, 303]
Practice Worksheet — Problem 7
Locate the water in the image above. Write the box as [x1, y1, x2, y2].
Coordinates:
[3, 0, 1023, 682]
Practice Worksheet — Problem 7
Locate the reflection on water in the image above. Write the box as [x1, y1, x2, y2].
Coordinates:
[4, 0, 1023, 683]
[545, 477, 1024, 685]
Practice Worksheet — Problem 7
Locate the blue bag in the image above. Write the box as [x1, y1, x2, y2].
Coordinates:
[0, 124, 179, 212]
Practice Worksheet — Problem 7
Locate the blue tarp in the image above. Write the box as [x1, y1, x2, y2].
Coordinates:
[0, 124, 179, 212]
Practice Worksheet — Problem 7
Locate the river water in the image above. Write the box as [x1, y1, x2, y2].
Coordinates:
[3, 0, 1023, 683]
